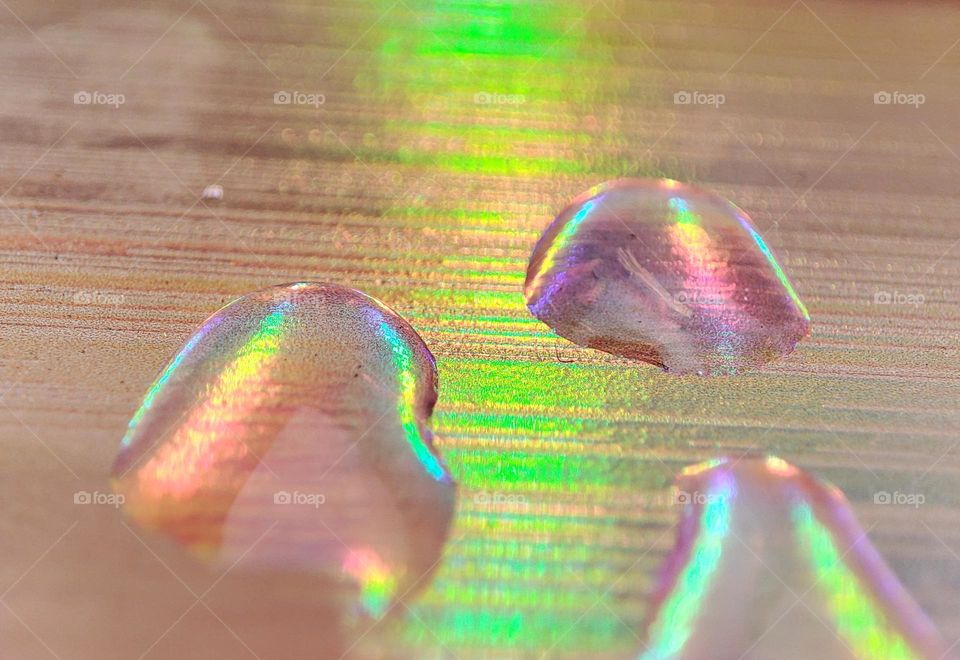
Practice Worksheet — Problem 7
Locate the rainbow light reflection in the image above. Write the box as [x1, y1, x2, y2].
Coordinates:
[133, 302, 289, 503]
[641, 457, 943, 659]
[368, 304, 448, 482]
[793, 503, 917, 660]
[640, 474, 735, 659]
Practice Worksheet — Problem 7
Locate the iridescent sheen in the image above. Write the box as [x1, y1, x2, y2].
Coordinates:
[525, 179, 811, 375]
[641, 456, 944, 660]
[111, 282, 455, 618]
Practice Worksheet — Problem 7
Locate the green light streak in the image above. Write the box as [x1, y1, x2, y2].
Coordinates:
[668, 197, 699, 226]
[120, 316, 222, 449]
[362, 0, 656, 653]
[377, 317, 447, 482]
[527, 198, 599, 300]
[640, 476, 735, 660]
[741, 221, 811, 321]
[792, 503, 920, 660]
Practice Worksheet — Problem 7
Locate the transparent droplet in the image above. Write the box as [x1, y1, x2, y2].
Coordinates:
[641, 456, 944, 660]
[111, 282, 455, 618]
[525, 179, 810, 375]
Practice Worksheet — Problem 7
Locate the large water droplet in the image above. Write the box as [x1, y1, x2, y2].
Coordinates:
[641, 456, 944, 660]
[111, 282, 455, 618]
[525, 179, 810, 375]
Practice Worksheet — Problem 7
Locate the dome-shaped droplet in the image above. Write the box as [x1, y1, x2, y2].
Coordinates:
[525, 179, 810, 375]
[641, 456, 944, 660]
[111, 282, 455, 618]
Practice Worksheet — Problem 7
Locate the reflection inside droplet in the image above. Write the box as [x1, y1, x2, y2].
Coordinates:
[525, 178, 810, 375]
[111, 282, 455, 619]
[641, 456, 944, 660]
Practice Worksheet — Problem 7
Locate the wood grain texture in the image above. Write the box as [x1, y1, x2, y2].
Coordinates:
[3, 1, 960, 658]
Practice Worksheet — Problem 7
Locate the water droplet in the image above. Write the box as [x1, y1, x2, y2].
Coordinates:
[641, 456, 944, 659]
[111, 282, 455, 618]
[201, 184, 223, 201]
[525, 179, 810, 375]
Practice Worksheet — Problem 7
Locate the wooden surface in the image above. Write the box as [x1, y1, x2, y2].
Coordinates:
[3, 1, 960, 658]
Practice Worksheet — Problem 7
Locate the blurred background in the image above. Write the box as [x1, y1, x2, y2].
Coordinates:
[2, 0, 960, 657]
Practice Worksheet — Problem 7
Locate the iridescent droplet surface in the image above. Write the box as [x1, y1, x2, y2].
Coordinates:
[111, 282, 455, 618]
[641, 456, 944, 660]
[525, 179, 810, 375]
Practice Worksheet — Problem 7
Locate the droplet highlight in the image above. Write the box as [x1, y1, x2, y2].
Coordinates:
[641, 456, 944, 660]
[525, 179, 810, 375]
[111, 282, 455, 618]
